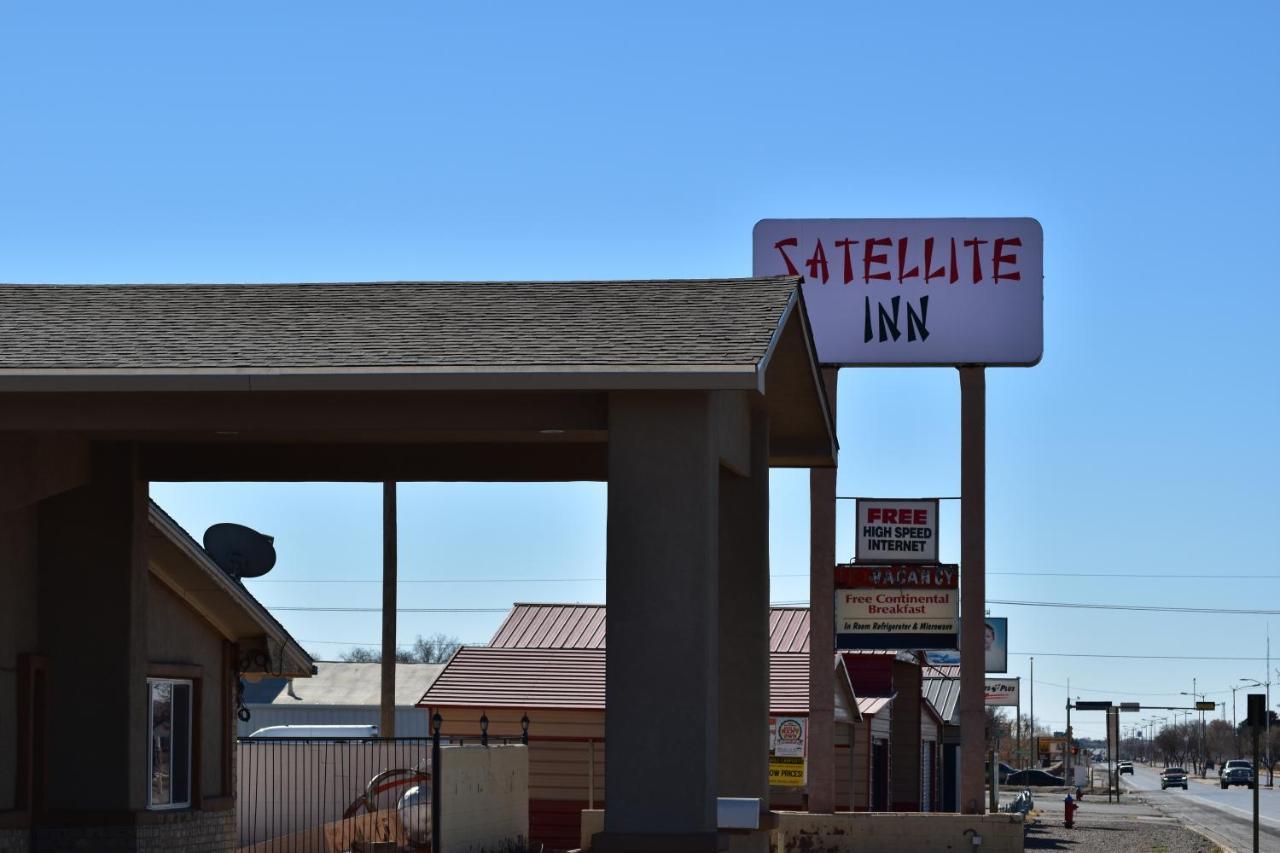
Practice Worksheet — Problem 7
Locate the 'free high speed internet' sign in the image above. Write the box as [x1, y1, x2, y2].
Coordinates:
[752, 218, 1043, 366]
[855, 498, 938, 563]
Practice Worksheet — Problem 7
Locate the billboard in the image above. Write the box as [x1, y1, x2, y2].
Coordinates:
[854, 499, 939, 564]
[985, 677, 1020, 706]
[984, 617, 1008, 674]
[753, 218, 1043, 366]
[835, 564, 958, 650]
[769, 715, 807, 788]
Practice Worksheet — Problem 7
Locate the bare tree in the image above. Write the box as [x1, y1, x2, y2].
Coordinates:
[410, 632, 462, 663]
[1205, 719, 1236, 768]
[339, 633, 460, 664]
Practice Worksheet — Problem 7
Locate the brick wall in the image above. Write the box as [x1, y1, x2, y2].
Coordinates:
[137, 809, 235, 853]
[580, 811, 1025, 853]
[32, 808, 235, 853]
[0, 827, 30, 853]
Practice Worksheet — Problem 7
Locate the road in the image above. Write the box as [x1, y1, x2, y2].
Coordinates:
[1123, 762, 1280, 852]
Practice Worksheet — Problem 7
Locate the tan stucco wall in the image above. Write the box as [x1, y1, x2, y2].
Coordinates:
[148, 578, 229, 799]
[890, 662, 922, 809]
[0, 506, 39, 812]
[582, 811, 1023, 853]
[439, 744, 529, 853]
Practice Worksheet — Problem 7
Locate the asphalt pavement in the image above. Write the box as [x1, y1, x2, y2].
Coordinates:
[1122, 762, 1280, 852]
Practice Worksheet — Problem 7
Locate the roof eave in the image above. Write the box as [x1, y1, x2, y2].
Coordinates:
[148, 504, 314, 677]
[0, 365, 762, 393]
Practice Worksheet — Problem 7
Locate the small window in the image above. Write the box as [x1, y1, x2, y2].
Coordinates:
[147, 678, 193, 809]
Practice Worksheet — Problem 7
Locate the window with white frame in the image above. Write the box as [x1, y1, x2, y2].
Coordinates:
[147, 678, 193, 809]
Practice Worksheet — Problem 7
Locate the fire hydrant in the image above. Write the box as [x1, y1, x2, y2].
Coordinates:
[1064, 793, 1078, 829]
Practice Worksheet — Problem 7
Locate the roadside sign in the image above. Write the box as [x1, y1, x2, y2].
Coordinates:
[984, 617, 1008, 674]
[752, 218, 1043, 366]
[854, 499, 939, 564]
[1074, 701, 1112, 711]
[1195, 701, 1215, 712]
[834, 564, 958, 650]
[769, 716, 807, 788]
[1037, 736, 1067, 759]
[1120, 702, 1141, 712]
[985, 677, 1019, 706]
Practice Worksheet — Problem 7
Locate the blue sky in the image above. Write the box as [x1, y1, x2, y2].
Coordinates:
[4, 2, 1278, 739]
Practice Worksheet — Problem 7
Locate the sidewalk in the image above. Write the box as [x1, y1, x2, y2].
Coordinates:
[1017, 793, 1225, 852]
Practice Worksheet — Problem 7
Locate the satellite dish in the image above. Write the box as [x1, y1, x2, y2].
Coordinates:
[203, 523, 277, 579]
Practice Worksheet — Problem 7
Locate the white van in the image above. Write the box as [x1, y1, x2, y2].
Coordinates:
[247, 724, 380, 739]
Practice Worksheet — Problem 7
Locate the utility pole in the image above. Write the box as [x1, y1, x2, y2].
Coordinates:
[1065, 676, 1072, 786]
[1030, 656, 1036, 768]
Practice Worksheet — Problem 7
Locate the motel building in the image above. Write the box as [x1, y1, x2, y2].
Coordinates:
[419, 603, 953, 851]
[0, 274, 1029, 851]
[0, 499, 312, 852]
[0, 277, 839, 852]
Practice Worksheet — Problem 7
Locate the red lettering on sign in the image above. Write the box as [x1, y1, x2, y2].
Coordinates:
[896, 238, 920, 283]
[993, 237, 1022, 282]
[835, 238, 859, 284]
[773, 237, 799, 276]
[964, 238, 989, 283]
[863, 238, 892, 282]
[806, 239, 830, 284]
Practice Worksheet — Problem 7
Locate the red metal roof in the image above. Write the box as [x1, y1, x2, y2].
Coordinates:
[769, 607, 810, 653]
[420, 646, 847, 716]
[488, 603, 608, 649]
[421, 647, 607, 710]
[489, 603, 812, 653]
[768, 653, 810, 714]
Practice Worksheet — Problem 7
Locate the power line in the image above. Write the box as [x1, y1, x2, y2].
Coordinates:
[302, 638, 487, 646]
[249, 571, 1280, 583]
[990, 599, 1280, 616]
[1010, 651, 1269, 662]
[773, 598, 1280, 616]
[268, 606, 509, 613]
[252, 577, 605, 584]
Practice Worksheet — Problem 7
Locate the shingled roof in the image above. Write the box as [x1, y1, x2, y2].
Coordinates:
[0, 277, 800, 379]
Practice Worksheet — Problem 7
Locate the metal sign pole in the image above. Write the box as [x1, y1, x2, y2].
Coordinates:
[958, 366, 986, 814]
[1250, 693, 1264, 853]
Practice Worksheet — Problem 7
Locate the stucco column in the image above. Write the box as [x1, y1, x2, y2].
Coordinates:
[718, 408, 770, 817]
[598, 392, 723, 852]
[807, 367, 838, 813]
[38, 442, 149, 813]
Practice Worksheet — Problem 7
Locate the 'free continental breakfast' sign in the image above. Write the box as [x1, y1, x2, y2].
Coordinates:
[834, 564, 958, 650]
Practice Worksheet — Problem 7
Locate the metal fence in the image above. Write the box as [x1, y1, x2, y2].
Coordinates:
[237, 737, 431, 852]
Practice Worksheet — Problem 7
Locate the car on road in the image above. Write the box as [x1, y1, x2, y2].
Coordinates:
[1160, 767, 1189, 790]
[985, 761, 1018, 784]
[1118, 760, 1134, 775]
[1221, 759, 1255, 789]
[1005, 769, 1066, 787]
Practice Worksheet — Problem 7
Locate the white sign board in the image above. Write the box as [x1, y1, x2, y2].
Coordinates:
[834, 565, 959, 650]
[752, 218, 1043, 366]
[855, 498, 939, 563]
[985, 677, 1020, 706]
[771, 716, 807, 757]
[984, 617, 1008, 674]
